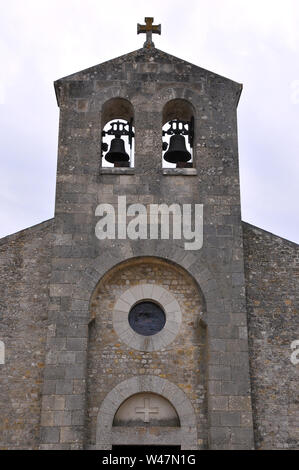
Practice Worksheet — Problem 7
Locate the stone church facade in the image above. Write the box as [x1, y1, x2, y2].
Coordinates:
[0, 35, 298, 450]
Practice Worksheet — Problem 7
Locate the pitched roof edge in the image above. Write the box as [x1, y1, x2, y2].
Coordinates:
[53, 47, 243, 107]
[0, 218, 54, 246]
[236, 83, 243, 107]
[242, 220, 299, 247]
[154, 48, 243, 90]
[56, 47, 143, 83]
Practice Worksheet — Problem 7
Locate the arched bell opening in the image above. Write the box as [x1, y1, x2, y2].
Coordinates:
[162, 99, 195, 169]
[101, 98, 135, 168]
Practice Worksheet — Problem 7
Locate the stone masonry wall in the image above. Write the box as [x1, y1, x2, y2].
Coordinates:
[1, 47, 298, 451]
[86, 257, 207, 448]
[0, 220, 53, 449]
[243, 222, 299, 449]
[39, 47, 255, 449]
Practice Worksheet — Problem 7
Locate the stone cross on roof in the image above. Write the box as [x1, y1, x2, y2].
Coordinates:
[137, 17, 161, 49]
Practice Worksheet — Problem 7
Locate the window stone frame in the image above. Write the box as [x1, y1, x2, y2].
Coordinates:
[113, 283, 182, 351]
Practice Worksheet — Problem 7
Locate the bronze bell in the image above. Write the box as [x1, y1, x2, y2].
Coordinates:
[105, 136, 130, 164]
[163, 134, 191, 164]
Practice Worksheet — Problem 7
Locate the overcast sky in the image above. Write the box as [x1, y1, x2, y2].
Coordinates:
[0, 0, 298, 243]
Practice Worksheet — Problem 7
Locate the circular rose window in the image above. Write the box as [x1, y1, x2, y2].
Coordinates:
[113, 284, 182, 351]
[128, 301, 166, 336]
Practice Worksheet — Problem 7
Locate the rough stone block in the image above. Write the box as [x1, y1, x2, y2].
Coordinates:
[40, 426, 60, 444]
[65, 395, 85, 410]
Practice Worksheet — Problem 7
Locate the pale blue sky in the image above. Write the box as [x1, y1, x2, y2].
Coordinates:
[0, 0, 298, 243]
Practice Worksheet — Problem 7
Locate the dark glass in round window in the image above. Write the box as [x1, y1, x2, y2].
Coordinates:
[128, 301, 166, 336]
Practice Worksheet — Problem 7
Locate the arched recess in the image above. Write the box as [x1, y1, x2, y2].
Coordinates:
[101, 97, 134, 128]
[89, 256, 207, 324]
[71, 244, 227, 344]
[162, 98, 195, 126]
[89, 86, 134, 115]
[156, 87, 203, 169]
[74, 249, 225, 327]
[88, 87, 135, 168]
[96, 376, 198, 449]
[101, 97, 135, 168]
[85, 256, 208, 449]
[75, 251, 225, 450]
[162, 98, 195, 168]
[84, 252, 223, 326]
[113, 392, 180, 426]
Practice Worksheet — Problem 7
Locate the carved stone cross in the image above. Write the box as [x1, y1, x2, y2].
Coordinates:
[135, 398, 159, 422]
[137, 17, 161, 49]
